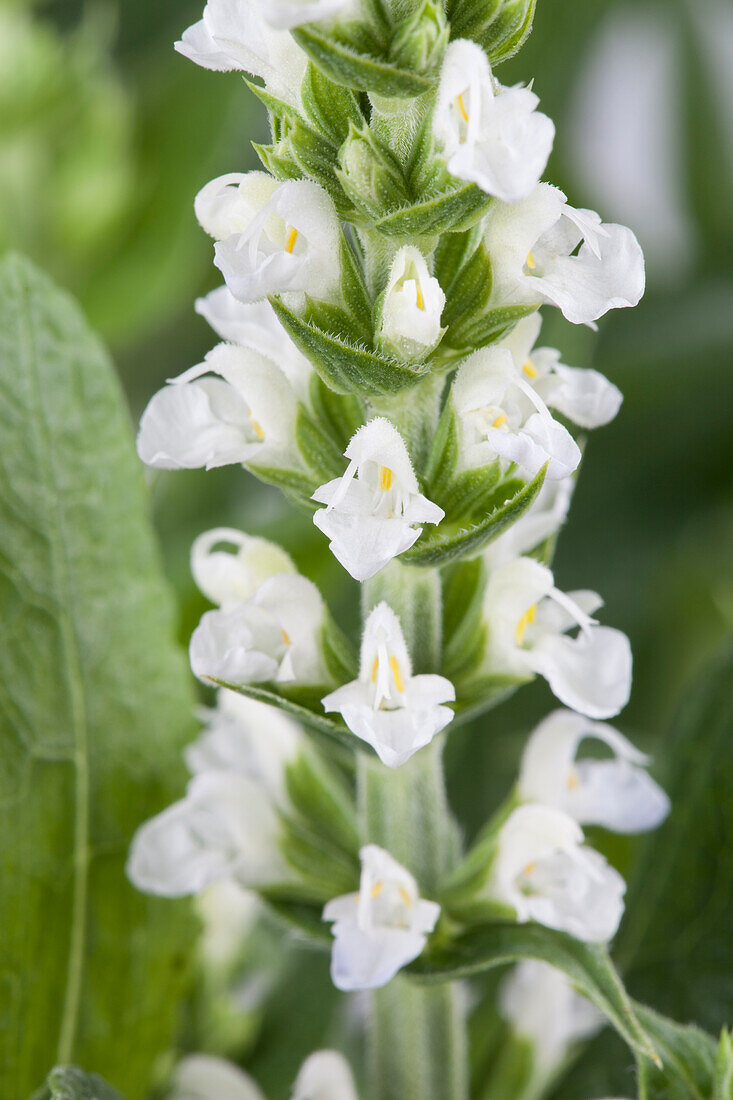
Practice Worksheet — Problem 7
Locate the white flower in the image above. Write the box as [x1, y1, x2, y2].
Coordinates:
[452, 347, 581, 481]
[434, 39, 554, 202]
[518, 709, 670, 833]
[175, 0, 307, 106]
[482, 557, 632, 719]
[323, 844, 441, 990]
[291, 1051, 360, 1100]
[191, 527, 297, 608]
[312, 419, 444, 582]
[263, 0, 361, 31]
[195, 289, 313, 399]
[489, 804, 626, 943]
[190, 573, 329, 686]
[187, 689, 302, 802]
[322, 603, 455, 767]
[484, 183, 645, 326]
[170, 1054, 265, 1100]
[196, 880, 260, 970]
[126, 770, 284, 897]
[136, 343, 298, 472]
[169, 1050, 359, 1100]
[378, 246, 446, 360]
[484, 476, 574, 568]
[501, 312, 623, 429]
[499, 960, 604, 1074]
[195, 173, 341, 304]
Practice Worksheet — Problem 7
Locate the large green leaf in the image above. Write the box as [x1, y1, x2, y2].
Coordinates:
[0, 254, 197, 1097]
[409, 922, 660, 1067]
[33, 1066, 125, 1100]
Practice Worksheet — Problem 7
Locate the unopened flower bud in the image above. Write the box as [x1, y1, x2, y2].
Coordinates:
[337, 124, 408, 218]
[389, 0, 449, 75]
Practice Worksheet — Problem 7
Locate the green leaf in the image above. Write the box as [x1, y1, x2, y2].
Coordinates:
[248, 463, 319, 510]
[292, 25, 435, 97]
[0, 255, 196, 1096]
[301, 63, 364, 146]
[440, 241, 493, 331]
[715, 1030, 733, 1100]
[480, 0, 537, 65]
[295, 405, 346, 482]
[271, 296, 425, 397]
[409, 923, 660, 1067]
[442, 559, 487, 680]
[285, 751, 360, 859]
[339, 234, 374, 343]
[403, 464, 546, 565]
[447, 303, 538, 352]
[633, 1006, 717, 1100]
[36, 1066, 125, 1100]
[308, 373, 365, 452]
[374, 184, 493, 241]
[207, 677, 360, 754]
[258, 886, 334, 946]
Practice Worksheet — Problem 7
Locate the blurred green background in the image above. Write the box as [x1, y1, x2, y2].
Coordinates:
[4, 0, 731, 1090]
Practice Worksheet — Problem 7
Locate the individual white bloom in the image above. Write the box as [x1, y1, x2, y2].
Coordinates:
[452, 347, 581, 480]
[489, 804, 626, 943]
[501, 313, 623, 429]
[434, 39, 554, 202]
[499, 960, 604, 1074]
[170, 1054, 265, 1100]
[190, 573, 329, 686]
[137, 343, 298, 472]
[484, 183, 645, 326]
[312, 419, 444, 582]
[484, 476, 574, 568]
[323, 844, 441, 990]
[291, 1051, 360, 1100]
[263, 0, 361, 31]
[196, 173, 341, 304]
[482, 557, 632, 719]
[175, 0, 307, 107]
[322, 603, 455, 767]
[187, 688, 302, 802]
[518, 709, 670, 833]
[126, 770, 283, 897]
[169, 1049, 359, 1100]
[195, 288, 313, 399]
[191, 527, 297, 608]
[378, 246, 446, 360]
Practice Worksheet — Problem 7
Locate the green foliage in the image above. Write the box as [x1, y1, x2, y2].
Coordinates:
[0, 254, 197, 1097]
[33, 1066, 125, 1100]
[292, 23, 436, 97]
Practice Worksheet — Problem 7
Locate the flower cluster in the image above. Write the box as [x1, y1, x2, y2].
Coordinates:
[128, 0, 664, 1089]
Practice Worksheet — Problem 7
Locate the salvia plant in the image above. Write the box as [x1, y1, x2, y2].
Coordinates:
[113, 1, 729, 1098]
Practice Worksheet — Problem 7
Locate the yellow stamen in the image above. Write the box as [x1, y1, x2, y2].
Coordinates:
[398, 886, 412, 908]
[456, 92, 469, 123]
[492, 412, 508, 429]
[567, 769, 580, 790]
[523, 861, 536, 876]
[285, 227, 298, 254]
[282, 628, 291, 647]
[371, 656, 379, 683]
[371, 881, 384, 899]
[249, 413, 265, 441]
[526, 250, 536, 270]
[379, 465, 393, 491]
[416, 283, 425, 311]
[523, 359, 539, 379]
[515, 603, 537, 645]
[390, 656, 404, 694]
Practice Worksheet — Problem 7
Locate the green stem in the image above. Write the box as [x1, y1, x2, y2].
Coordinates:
[359, 567, 468, 1100]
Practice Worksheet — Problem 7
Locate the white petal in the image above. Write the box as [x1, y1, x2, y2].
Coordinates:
[263, 0, 359, 30]
[379, 246, 446, 358]
[484, 184, 568, 304]
[314, 508, 421, 582]
[137, 379, 258, 470]
[191, 527, 297, 607]
[171, 1055, 266, 1100]
[328, 921, 429, 990]
[567, 759, 670, 833]
[535, 363, 623, 429]
[344, 418, 420, 494]
[535, 223, 645, 325]
[250, 573, 327, 683]
[189, 606, 282, 685]
[527, 625, 632, 718]
[127, 799, 234, 897]
[291, 1051, 360, 1100]
[486, 410, 581, 480]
